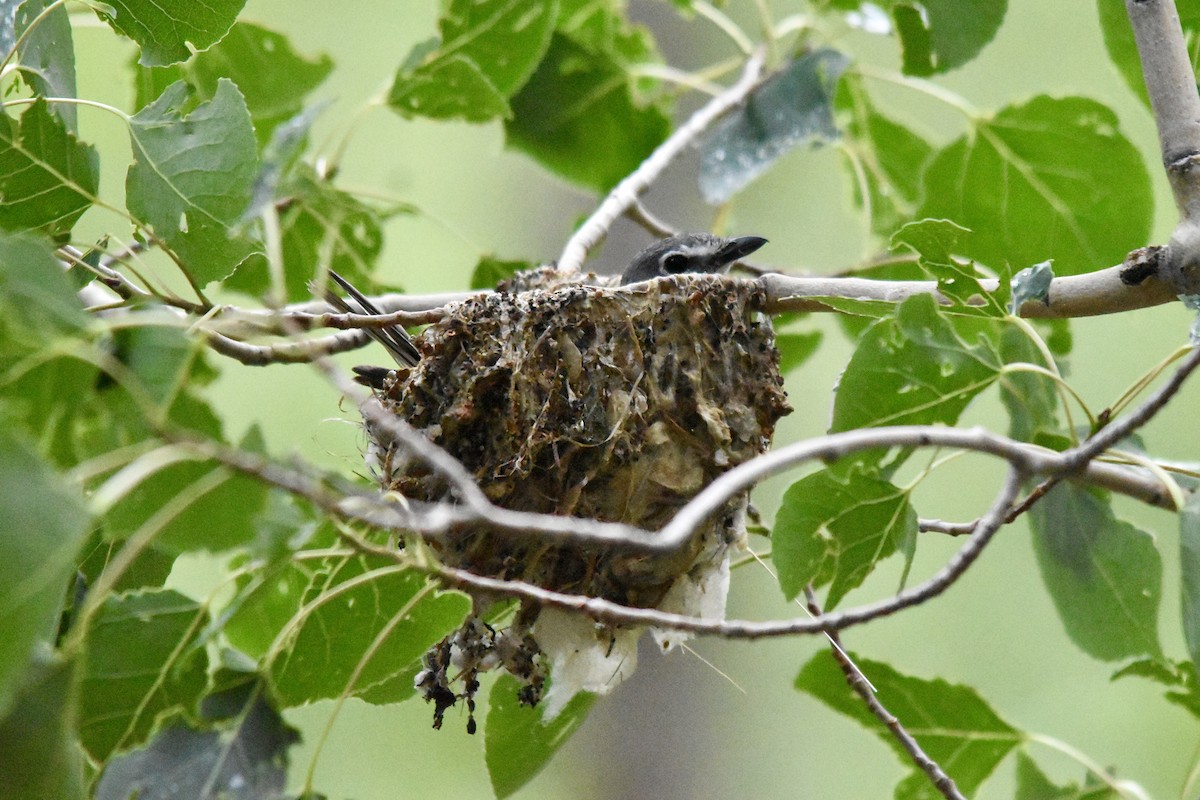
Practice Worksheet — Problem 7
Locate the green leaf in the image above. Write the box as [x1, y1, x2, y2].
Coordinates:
[997, 324, 1061, 443]
[918, 96, 1152, 276]
[268, 560, 469, 706]
[1181, 493, 1200, 673]
[1097, 0, 1200, 109]
[837, 75, 934, 236]
[1014, 751, 1118, 799]
[102, 425, 271, 555]
[223, 516, 337, 660]
[796, 650, 1021, 797]
[93, 0, 246, 67]
[226, 167, 389, 301]
[699, 49, 850, 204]
[1112, 656, 1200, 719]
[772, 467, 917, 606]
[826, 0, 1006, 75]
[75, 530, 175, 594]
[189, 22, 332, 134]
[506, 33, 670, 192]
[111, 324, 195, 407]
[0, 652, 84, 800]
[135, 22, 333, 145]
[127, 79, 261, 284]
[0, 230, 85, 345]
[470, 256, 532, 290]
[777, 331, 823, 375]
[389, 0, 557, 121]
[0, 99, 98, 239]
[96, 680, 299, 800]
[12, 0, 77, 130]
[891, 219, 1007, 315]
[830, 293, 1002, 432]
[0, 428, 88, 717]
[486, 673, 595, 799]
[79, 588, 210, 760]
[1029, 482, 1162, 661]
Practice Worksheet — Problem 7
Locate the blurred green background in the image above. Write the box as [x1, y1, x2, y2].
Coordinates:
[70, 0, 1200, 796]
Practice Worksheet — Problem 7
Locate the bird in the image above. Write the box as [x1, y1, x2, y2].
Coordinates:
[327, 233, 767, 387]
[619, 232, 767, 285]
[322, 270, 420, 388]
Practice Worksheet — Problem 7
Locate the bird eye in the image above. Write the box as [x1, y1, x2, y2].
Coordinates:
[662, 253, 689, 273]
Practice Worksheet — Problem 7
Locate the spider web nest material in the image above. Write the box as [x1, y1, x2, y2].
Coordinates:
[364, 267, 791, 720]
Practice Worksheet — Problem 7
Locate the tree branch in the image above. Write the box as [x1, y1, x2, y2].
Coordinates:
[557, 52, 767, 273]
[762, 258, 1177, 317]
[803, 587, 965, 800]
[427, 467, 1025, 638]
[1126, 0, 1200, 219]
[1126, 0, 1200, 294]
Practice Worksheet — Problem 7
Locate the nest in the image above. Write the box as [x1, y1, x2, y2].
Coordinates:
[364, 267, 790, 719]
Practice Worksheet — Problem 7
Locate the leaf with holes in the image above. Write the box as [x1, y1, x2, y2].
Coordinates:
[891, 218, 1006, 315]
[389, 0, 557, 121]
[772, 467, 917, 607]
[127, 79, 260, 284]
[831, 294, 1002, 433]
[78, 589, 210, 761]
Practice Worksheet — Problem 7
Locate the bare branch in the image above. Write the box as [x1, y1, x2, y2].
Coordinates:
[1126, 0, 1200, 295]
[1063, 340, 1200, 465]
[657, 425, 1183, 555]
[428, 467, 1025, 638]
[1126, 0, 1200, 219]
[763, 259, 1177, 318]
[211, 290, 480, 339]
[803, 587, 965, 800]
[557, 52, 767, 273]
[204, 329, 374, 365]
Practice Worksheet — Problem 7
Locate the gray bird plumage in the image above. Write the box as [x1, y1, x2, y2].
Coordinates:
[619, 233, 767, 285]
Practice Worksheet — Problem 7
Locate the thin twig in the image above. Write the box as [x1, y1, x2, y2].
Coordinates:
[558, 52, 767, 273]
[426, 468, 1023, 638]
[204, 329, 375, 365]
[803, 587, 965, 800]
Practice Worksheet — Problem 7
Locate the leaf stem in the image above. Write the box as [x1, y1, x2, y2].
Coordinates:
[853, 64, 979, 120]
[693, 1, 756, 55]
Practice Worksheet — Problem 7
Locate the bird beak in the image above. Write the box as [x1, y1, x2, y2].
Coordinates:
[714, 236, 768, 268]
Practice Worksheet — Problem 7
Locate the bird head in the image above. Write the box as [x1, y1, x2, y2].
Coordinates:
[620, 232, 767, 285]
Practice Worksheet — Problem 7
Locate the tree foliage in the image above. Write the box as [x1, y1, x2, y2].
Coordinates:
[1, 0, 1199, 798]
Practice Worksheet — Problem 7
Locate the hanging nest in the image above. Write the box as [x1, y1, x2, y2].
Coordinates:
[363, 267, 790, 721]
